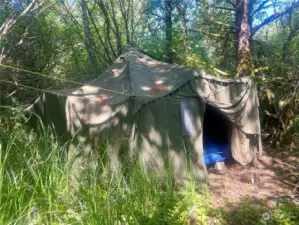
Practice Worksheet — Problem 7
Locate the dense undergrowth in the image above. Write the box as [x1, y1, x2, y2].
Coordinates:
[0, 106, 298, 225]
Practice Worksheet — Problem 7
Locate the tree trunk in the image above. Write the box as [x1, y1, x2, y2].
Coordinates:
[80, 0, 97, 70]
[164, 0, 173, 63]
[178, 3, 189, 57]
[109, 1, 122, 55]
[97, 0, 117, 58]
[130, 0, 135, 43]
[86, 5, 113, 64]
[118, 0, 130, 45]
[235, 0, 253, 77]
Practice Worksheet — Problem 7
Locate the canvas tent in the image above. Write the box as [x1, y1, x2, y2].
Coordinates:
[27, 47, 262, 185]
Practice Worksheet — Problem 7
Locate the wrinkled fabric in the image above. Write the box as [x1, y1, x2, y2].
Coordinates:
[231, 126, 257, 165]
[191, 74, 262, 164]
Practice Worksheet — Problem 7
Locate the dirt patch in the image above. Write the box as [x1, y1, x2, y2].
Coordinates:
[208, 147, 299, 211]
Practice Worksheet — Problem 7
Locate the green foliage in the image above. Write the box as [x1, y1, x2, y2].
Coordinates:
[212, 198, 299, 225]
[0, 108, 213, 224]
[223, 199, 269, 225]
[270, 200, 299, 225]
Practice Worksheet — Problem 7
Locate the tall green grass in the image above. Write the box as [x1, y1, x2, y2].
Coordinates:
[0, 108, 212, 225]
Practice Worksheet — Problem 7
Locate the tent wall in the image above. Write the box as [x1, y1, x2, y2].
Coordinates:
[134, 98, 207, 185]
[26, 92, 70, 140]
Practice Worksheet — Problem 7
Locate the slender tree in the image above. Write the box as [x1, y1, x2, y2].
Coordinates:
[164, 0, 174, 63]
[80, 0, 97, 69]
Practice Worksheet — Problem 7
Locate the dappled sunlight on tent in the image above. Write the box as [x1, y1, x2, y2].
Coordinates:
[148, 126, 163, 147]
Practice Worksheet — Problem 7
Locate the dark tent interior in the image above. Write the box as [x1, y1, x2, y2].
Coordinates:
[203, 104, 232, 165]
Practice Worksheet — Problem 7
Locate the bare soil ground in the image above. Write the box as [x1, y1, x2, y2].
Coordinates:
[208, 145, 299, 211]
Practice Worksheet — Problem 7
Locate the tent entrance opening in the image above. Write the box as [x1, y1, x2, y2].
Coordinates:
[203, 104, 232, 165]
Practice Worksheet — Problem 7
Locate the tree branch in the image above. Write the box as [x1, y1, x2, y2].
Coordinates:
[197, 0, 235, 11]
[252, 1, 299, 36]
[187, 28, 226, 38]
[192, 19, 236, 30]
[96, 0, 117, 57]
[0, 0, 37, 37]
[86, 3, 113, 64]
[207, 20, 236, 29]
[282, 26, 299, 62]
[149, 11, 165, 20]
[226, 0, 237, 8]
[252, 0, 270, 15]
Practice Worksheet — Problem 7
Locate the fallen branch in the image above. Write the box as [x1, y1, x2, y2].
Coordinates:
[187, 28, 226, 38]
[292, 182, 299, 195]
[268, 174, 297, 187]
[7, 89, 18, 97]
[271, 157, 297, 170]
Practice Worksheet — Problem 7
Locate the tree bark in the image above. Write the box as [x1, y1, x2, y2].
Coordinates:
[80, 0, 97, 70]
[235, 0, 254, 77]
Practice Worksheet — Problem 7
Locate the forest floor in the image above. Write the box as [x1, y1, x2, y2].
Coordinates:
[208, 145, 299, 212]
